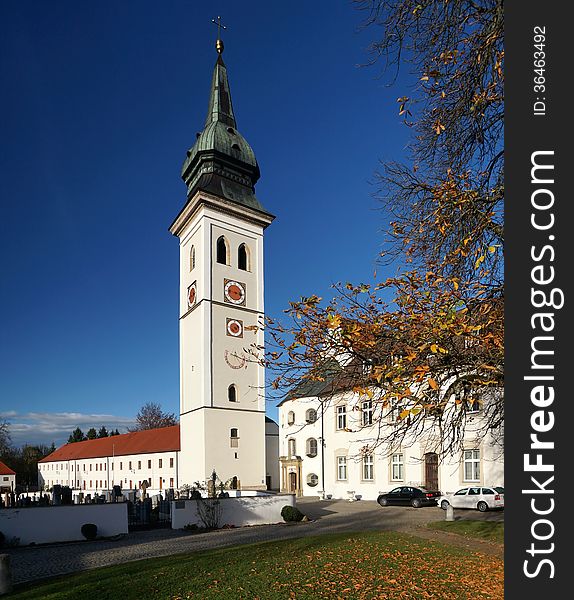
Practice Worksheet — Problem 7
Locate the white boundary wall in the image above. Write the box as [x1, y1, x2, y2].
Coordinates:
[0, 503, 128, 545]
[171, 494, 296, 529]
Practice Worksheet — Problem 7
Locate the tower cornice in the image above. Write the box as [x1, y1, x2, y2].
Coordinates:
[169, 189, 274, 238]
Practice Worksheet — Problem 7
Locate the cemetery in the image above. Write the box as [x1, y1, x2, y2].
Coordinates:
[0, 482, 296, 547]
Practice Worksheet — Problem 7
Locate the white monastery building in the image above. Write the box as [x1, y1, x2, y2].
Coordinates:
[39, 38, 279, 496]
[278, 372, 504, 500]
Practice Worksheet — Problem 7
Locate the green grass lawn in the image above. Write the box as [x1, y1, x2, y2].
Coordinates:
[10, 531, 503, 600]
[428, 519, 504, 544]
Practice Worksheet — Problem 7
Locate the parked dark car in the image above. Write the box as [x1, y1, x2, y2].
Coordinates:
[377, 486, 441, 508]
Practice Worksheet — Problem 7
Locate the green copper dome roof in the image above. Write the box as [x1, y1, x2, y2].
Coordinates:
[181, 54, 270, 216]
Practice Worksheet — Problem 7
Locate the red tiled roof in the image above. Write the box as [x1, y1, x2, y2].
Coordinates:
[0, 460, 16, 475]
[39, 425, 180, 463]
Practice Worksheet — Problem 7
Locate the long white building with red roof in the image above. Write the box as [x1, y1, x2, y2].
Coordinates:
[38, 426, 181, 494]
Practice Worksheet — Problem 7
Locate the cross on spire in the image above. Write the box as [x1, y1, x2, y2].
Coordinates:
[211, 16, 227, 54]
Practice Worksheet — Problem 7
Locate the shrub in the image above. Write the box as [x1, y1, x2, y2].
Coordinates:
[281, 505, 305, 522]
[81, 523, 98, 540]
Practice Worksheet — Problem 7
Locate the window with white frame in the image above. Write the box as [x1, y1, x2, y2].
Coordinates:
[337, 456, 347, 480]
[287, 411, 295, 425]
[391, 453, 404, 481]
[463, 449, 480, 481]
[336, 405, 347, 430]
[362, 359, 373, 375]
[305, 408, 317, 423]
[362, 454, 374, 480]
[362, 400, 373, 426]
[388, 398, 406, 422]
[288, 438, 296, 457]
[306, 438, 318, 458]
[230, 428, 239, 448]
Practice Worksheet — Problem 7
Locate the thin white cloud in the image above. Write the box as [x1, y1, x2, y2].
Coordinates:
[1, 411, 137, 448]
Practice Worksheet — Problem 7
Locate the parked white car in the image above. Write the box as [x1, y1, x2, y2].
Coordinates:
[438, 486, 504, 512]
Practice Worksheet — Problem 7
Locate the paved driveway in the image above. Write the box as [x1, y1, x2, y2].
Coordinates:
[298, 497, 504, 530]
[5, 498, 503, 585]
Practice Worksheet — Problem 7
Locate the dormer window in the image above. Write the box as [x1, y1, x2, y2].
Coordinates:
[216, 236, 229, 265]
[227, 127, 236, 135]
[231, 143, 241, 152]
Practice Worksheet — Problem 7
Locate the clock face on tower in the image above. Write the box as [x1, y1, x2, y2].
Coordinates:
[187, 281, 197, 308]
[226, 318, 244, 337]
[224, 279, 246, 306]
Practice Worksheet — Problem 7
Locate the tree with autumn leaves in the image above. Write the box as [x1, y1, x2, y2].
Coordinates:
[263, 0, 504, 457]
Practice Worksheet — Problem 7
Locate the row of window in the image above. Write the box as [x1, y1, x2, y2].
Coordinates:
[287, 437, 318, 458]
[189, 238, 251, 271]
[286, 398, 480, 430]
[40, 457, 175, 472]
[335, 455, 377, 482]
[42, 477, 176, 490]
[286, 402, 373, 430]
[301, 450, 481, 485]
[287, 408, 317, 426]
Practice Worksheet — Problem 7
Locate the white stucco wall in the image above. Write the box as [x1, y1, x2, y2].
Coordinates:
[1, 473, 16, 491]
[0, 503, 128, 545]
[265, 419, 280, 490]
[279, 392, 504, 501]
[171, 494, 296, 529]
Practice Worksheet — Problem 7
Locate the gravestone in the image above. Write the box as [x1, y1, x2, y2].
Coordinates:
[52, 485, 62, 506]
[446, 504, 455, 521]
[0, 554, 12, 595]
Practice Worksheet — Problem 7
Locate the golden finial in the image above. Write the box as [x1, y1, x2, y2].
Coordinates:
[211, 16, 227, 54]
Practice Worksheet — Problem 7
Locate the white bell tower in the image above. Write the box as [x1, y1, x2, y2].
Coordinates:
[169, 36, 274, 490]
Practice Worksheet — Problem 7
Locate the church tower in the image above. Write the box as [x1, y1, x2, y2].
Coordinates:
[169, 33, 274, 490]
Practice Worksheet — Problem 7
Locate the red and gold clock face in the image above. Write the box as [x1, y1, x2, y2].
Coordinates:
[224, 279, 246, 306]
[226, 318, 243, 337]
[187, 282, 197, 308]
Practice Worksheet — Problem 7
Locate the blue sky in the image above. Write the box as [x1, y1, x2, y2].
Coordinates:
[0, 1, 412, 447]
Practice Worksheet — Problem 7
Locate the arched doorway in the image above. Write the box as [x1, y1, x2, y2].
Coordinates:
[424, 452, 439, 490]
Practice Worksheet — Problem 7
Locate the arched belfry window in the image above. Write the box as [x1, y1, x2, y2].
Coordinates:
[216, 236, 229, 265]
[189, 245, 196, 271]
[228, 384, 238, 403]
[238, 243, 249, 271]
